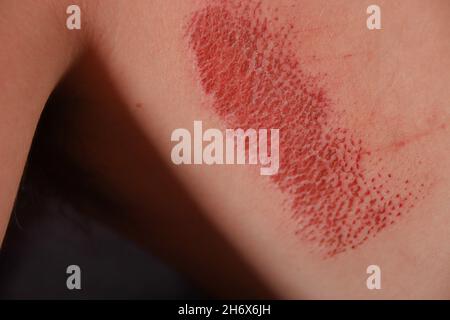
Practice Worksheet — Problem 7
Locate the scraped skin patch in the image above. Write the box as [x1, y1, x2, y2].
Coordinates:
[185, 0, 429, 257]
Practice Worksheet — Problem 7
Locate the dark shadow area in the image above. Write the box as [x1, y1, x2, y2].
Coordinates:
[0, 48, 273, 299]
[0, 81, 205, 300]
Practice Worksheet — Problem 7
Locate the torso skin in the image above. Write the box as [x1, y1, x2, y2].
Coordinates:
[1, 0, 450, 298]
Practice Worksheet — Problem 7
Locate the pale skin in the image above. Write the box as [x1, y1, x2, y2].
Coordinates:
[1, 0, 449, 298]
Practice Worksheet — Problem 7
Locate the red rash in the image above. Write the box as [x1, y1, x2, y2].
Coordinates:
[186, 0, 422, 257]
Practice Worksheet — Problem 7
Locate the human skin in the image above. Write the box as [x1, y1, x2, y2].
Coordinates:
[1, 0, 450, 299]
[0, 0, 81, 243]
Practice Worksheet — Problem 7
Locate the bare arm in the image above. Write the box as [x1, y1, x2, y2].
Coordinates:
[0, 0, 81, 244]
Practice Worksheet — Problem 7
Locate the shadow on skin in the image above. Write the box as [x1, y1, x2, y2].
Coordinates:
[16, 48, 274, 299]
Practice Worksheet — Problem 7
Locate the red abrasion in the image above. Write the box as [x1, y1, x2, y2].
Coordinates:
[186, 0, 418, 257]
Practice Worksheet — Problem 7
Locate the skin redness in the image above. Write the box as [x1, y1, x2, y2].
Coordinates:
[185, 0, 427, 257]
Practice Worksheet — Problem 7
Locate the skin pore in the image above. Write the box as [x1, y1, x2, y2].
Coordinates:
[1, 0, 450, 298]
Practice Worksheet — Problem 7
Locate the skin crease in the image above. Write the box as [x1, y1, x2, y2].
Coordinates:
[1, 0, 450, 298]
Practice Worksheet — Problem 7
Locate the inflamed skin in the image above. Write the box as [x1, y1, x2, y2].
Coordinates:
[184, 0, 432, 257]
